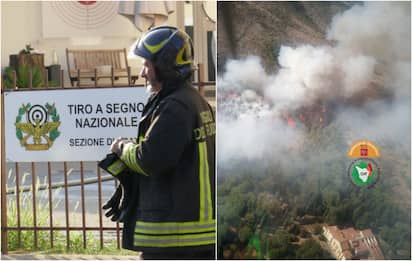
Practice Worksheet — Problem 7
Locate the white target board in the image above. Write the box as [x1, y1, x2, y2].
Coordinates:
[4, 87, 148, 162]
[42, 1, 138, 38]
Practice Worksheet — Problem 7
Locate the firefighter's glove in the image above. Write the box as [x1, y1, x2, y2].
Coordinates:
[102, 182, 132, 222]
[102, 185, 123, 222]
[99, 153, 135, 222]
[98, 153, 127, 222]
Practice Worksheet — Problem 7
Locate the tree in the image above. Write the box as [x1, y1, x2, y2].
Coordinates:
[238, 225, 253, 244]
[296, 239, 330, 259]
[267, 229, 296, 259]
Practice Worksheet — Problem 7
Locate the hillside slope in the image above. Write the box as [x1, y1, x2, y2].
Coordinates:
[218, 1, 354, 72]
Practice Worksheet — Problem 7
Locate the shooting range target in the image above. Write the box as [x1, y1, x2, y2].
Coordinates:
[50, 1, 118, 30]
[27, 105, 48, 127]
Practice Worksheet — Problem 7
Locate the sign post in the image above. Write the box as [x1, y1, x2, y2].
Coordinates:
[1, 79, 8, 254]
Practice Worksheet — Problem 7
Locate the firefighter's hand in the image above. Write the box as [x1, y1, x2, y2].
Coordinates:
[110, 137, 133, 157]
[102, 185, 124, 222]
[110, 137, 125, 157]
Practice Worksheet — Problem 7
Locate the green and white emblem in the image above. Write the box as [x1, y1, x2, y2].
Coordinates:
[348, 158, 380, 188]
[15, 103, 61, 150]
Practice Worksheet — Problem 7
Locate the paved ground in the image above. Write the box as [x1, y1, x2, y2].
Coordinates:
[1, 253, 141, 260]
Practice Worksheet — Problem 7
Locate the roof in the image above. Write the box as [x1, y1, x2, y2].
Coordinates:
[324, 225, 385, 260]
[342, 250, 352, 259]
[369, 243, 385, 260]
[361, 229, 374, 239]
[326, 225, 344, 241]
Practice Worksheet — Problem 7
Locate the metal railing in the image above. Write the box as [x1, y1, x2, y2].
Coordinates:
[3, 162, 120, 251]
[1, 65, 215, 254]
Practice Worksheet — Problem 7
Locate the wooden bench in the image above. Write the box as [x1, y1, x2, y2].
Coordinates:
[66, 48, 138, 86]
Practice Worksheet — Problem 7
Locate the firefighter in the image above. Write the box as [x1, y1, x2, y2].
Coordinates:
[103, 26, 215, 260]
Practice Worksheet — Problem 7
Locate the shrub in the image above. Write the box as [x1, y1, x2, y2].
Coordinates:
[3, 65, 44, 88]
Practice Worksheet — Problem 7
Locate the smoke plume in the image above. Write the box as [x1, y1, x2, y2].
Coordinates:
[217, 2, 411, 164]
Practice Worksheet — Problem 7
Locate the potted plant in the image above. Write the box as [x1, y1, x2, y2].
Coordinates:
[9, 44, 44, 73]
[3, 65, 44, 88]
[4, 44, 45, 88]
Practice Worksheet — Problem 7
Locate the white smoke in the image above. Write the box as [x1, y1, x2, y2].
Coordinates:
[265, 45, 377, 107]
[218, 2, 410, 164]
[219, 56, 268, 93]
[218, 115, 301, 162]
[327, 2, 411, 63]
[327, 1, 411, 99]
[336, 100, 411, 154]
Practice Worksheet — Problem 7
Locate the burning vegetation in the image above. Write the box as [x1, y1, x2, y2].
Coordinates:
[279, 74, 392, 130]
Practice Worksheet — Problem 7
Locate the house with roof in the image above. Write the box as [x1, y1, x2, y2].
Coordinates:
[323, 225, 384, 260]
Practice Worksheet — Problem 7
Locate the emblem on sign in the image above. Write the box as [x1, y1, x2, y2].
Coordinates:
[15, 103, 61, 151]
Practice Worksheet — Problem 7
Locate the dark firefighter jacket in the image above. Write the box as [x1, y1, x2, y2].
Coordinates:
[119, 81, 215, 254]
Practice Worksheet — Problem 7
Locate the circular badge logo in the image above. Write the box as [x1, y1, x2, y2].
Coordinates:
[348, 158, 380, 188]
[15, 103, 61, 151]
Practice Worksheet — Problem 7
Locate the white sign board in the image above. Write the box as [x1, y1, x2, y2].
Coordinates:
[4, 87, 148, 162]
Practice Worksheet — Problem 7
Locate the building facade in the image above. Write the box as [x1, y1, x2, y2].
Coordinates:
[323, 225, 384, 260]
